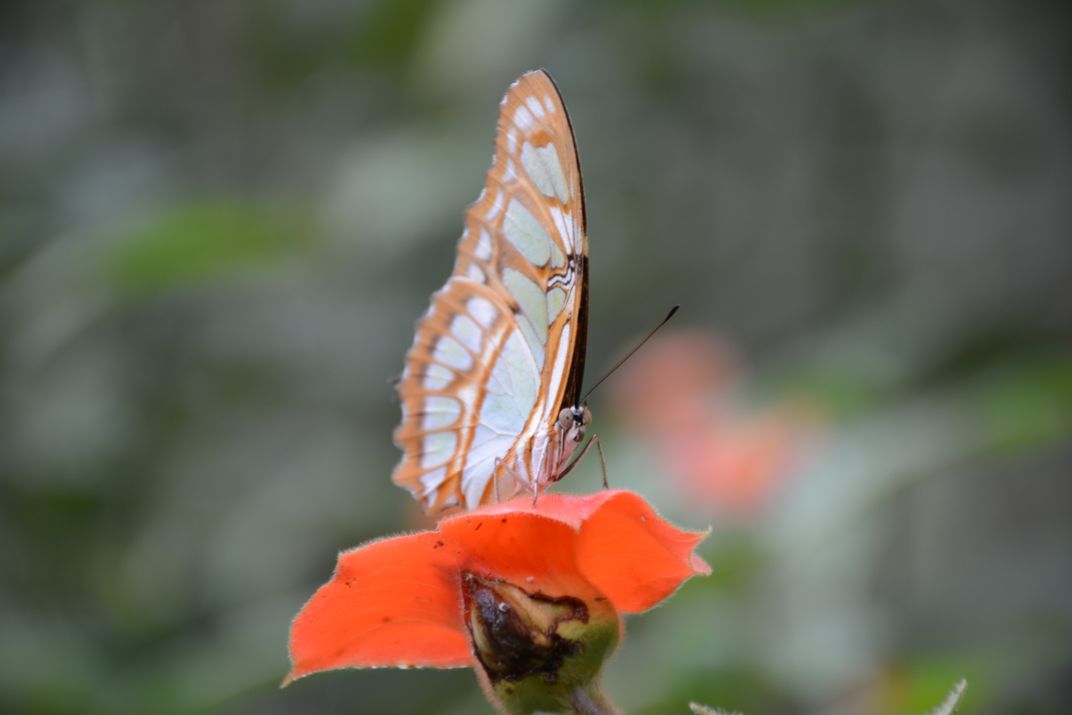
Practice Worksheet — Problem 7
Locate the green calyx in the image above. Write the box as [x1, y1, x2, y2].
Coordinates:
[461, 572, 621, 715]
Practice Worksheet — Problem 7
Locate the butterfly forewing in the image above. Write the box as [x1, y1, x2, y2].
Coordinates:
[393, 70, 588, 512]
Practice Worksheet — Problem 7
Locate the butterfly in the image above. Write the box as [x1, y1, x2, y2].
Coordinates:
[391, 69, 599, 512]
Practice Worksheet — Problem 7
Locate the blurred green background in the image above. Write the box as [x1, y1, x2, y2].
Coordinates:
[2, 1, 1070, 714]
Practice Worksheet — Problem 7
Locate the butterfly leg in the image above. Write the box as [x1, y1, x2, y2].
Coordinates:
[556, 434, 608, 488]
[593, 435, 608, 489]
[493, 458, 503, 503]
[492, 456, 528, 503]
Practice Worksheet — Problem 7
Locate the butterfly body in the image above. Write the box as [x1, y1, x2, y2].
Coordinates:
[392, 70, 590, 512]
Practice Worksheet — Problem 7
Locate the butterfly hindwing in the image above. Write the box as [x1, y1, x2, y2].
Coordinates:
[393, 70, 588, 512]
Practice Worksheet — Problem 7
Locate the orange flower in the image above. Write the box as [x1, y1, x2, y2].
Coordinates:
[286, 490, 709, 713]
[664, 410, 808, 514]
[611, 329, 817, 518]
[609, 330, 739, 438]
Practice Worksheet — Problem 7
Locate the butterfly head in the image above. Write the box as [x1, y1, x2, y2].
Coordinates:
[557, 404, 591, 444]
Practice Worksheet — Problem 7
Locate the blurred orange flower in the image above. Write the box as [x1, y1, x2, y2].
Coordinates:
[611, 330, 817, 517]
[664, 410, 807, 514]
[611, 330, 740, 436]
[286, 490, 709, 711]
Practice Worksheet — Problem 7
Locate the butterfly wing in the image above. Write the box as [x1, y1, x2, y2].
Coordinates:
[392, 70, 588, 512]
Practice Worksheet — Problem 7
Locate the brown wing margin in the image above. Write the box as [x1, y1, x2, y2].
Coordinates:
[540, 69, 589, 411]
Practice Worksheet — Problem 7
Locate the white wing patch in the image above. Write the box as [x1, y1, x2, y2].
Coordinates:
[488, 191, 505, 220]
[451, 314, 483, 353]
[540, 322, 571, 427]
[547, 286, 567, 324]
[503, 268, 548, 351]
[548, 206, 574, 254]
[548, 227, 566, 268]
[420, 431, 457, 468]
[422, 395, 460, 429]
[480, 328, 539, 436]
[467, 296, 497, 329]
[422, 363, 453, 390]
[503, 159, 518, 182]
[432, 336, 473, 371]
[466, 264, 486, 283]
[514, 105, 534, 130]
[520, 142, 569, 203]
[420, 466, 447, 494]
[475, 229, 493, 260]
[526, 96, 546, 118]
[503, 198, 551, 265]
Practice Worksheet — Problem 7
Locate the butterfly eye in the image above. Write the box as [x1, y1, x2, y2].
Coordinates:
[580, 406, 592, 427]
[557, 408, 574, 430]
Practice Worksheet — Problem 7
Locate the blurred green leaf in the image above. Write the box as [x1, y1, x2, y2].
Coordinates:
[249, 0, 437, 86]
[354, 0, 439, 68]
[103, 201, 309, 300]
[970, 356, 1072, 452]
[899, 664, 977, 715]
[759, 363, 892, 420]
[922, 679, 967, 715]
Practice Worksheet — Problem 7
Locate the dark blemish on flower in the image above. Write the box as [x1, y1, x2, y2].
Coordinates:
[500, 518, 508, 524]
[594, 596, 607, 602]
[475, 522, 483, 531]
[433, 540, 445, 549]
[461, 571, 588, 685]
[382, 616, 392, 623]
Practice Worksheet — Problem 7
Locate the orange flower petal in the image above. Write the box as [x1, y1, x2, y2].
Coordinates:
[450, 489, 635, 530]
[443, 490, 709, 613]
[575, 491, 711, 613]
[287, 490, 709, 684]
[439, 506, 600, 601]
[286, 532, 470, 683]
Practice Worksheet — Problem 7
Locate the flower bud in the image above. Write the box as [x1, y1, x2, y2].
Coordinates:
[462, 572, 621, 715]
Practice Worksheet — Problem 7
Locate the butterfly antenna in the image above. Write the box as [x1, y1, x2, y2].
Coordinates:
[579, 305, 679, 404]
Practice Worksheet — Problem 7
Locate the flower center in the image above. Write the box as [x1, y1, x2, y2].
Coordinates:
[461, 571, 589, 684]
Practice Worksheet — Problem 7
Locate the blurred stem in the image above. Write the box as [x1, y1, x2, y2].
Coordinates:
[924, 678, 967, 715]
[567, 685, 621, 715]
